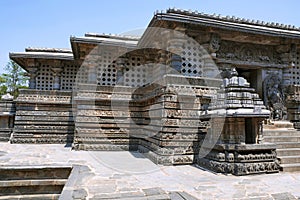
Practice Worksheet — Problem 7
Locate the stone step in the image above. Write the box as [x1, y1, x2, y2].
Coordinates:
[0, 179, 67, 187]
[262, 123, 300, 172]
[0, 133, 10, 136]
[277, 148, 300, 156]
[276, 142, 300, 149]
[0, 193, 60, 200]
[280, 163, 300, 172]
[0, 130, 11, 141]
[263, 136, 300, 143]
[263, 130, 300, 136]
[0, 180, 66, 196]
[279, 156, 300, 164]
[0, 166, 71, 198]
[0, 183, 65, 196]
[0, 166, 72, 180]
[263, 121, 294, 129]
[0, 137, 9, 142]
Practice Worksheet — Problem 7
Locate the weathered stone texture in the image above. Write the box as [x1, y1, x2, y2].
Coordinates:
[11, 89, 74, 144]
[0, 100, 15, 142]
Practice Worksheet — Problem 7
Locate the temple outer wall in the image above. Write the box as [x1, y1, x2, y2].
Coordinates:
[0, 100, 15, 142]
[11, 89, 74, 144]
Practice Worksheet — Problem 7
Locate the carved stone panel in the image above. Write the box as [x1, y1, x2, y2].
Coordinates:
[217, 40, 281, 65]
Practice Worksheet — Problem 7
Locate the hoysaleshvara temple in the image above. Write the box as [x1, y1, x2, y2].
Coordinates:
[2, 8, 300, 176]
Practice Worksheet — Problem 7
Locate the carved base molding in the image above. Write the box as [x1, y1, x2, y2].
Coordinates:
[138, 145, 195, 165]
[10, 134, 73, 144]
[11, 90, 74, 144]
[72, 143, 138, 151]
[197, 158, 279, 175]
[196, 144, 279, 175]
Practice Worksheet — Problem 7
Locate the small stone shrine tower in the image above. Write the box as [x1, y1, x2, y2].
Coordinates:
[198, 68, 279, 175]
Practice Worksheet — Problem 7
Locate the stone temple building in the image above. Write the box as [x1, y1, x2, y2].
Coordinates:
[3, 8, 300, 175]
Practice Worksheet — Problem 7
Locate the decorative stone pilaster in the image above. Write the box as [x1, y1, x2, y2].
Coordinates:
[27, 67, 38, 89]
[209, 33, 221, 58]
[166, 28, 185, 73]
[158, 49, 167, 78]
[51, 68, 63, 90]
[282, 44, 297, 87]
[116, 57, 127, 85]
[26, 59, 38, 89]
[282, 67, 292, 86]
[257, 120, 263, 144]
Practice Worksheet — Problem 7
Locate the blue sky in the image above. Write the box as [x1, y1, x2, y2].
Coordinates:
[1, 0, 299, 73]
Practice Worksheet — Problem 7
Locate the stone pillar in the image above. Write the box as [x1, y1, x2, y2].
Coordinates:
[26, 59, 38, 89]
[27, 67, 38, 89]
[257, 120, 263, 144]
[158, 49, 167, 78]
[51, 68, 63, 90]
[116, 57, 127, 85]
[209, 33, 221, 59]
[282, 44, 297, 87]
[200, 33, 221, 78]
[166, 28, 185, 74]
[282, 67, 292, 86]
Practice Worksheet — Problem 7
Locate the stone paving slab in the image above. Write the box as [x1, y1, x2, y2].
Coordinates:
[0, 143, 299, 199]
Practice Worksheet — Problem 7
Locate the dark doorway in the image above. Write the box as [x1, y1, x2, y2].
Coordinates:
[236, 68, 263, 98]
[245, 118, 256, 144]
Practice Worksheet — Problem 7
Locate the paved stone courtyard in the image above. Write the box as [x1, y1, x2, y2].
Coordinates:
[0, 143, 299, 199]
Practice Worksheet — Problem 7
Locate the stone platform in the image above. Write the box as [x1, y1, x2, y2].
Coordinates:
[0, 143, 299, 199]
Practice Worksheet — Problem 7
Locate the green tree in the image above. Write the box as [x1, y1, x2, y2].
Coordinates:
[0, 75, 7, 97]
[1, 60, 28, 98]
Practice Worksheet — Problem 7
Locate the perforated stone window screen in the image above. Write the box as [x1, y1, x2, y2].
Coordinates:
[181, 40, 204, 77]
[123, 56, 147, 87]
[76, 65, 88, 85]
[61, 64, 79, 90]
[290, 51, 300, 85]
[94, 55, 147, 87]
[36, 65, 54, 90]
[96, 53, 117, 86]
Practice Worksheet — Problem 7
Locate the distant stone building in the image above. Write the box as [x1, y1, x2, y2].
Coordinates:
[4, 8, 300, 175]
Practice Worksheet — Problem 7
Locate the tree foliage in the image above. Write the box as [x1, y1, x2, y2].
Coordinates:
[0, 60, 28, 98]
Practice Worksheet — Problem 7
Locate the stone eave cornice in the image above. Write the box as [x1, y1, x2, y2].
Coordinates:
[25, 47, 72, 53]
[9, 52, 74, 72]
[9, 52, 74, 60]
[70, 36, 138, 47]
[70, 36, 138, 60]
[85, 33, 140, 42]
[149, 9, 300, 39]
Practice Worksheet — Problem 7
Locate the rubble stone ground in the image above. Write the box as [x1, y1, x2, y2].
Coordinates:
[0, 143, 299, 200]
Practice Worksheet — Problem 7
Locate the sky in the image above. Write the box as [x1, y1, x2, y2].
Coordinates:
[1, 0, 300, 73]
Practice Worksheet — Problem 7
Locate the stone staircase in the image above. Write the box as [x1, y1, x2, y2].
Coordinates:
[0, 128, 11, 142]
[264, 121, 300, 172]
[0, 166, 72, 200]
